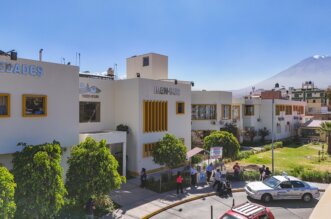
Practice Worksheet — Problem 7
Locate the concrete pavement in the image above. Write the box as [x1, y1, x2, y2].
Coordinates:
[106, 178, 328, 219]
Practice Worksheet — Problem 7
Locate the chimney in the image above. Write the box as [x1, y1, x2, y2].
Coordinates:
[39, 49, 43, 61]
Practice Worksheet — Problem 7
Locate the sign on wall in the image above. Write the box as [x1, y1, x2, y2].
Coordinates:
[210, 147, 223, 159]
[154, 86, 180, 96]
[0, 62, 43, 77]
[79, 83, 101, 98]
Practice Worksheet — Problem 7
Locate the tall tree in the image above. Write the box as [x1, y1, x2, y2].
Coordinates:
[66, 137, 125, 206]
[152, 134, 187, 171]
[12, 142, 66, 219]
[0, 166, 16, 219]
[204, 131, 240, 159]
[245, 128, 257, 143]
[319, 121, 331, 154]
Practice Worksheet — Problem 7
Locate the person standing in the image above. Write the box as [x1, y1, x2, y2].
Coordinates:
[263, 167, 271, 180]
[140, 168, 147, 188]
[85, 198, 95, 219]
[190, 166, 198, 186]
[206, 163, 214, 182]
[176, 171, 184, 194]
[212, 169, 221, 190]
[233, 162, 241, 180]
[259, 165, 266, 181]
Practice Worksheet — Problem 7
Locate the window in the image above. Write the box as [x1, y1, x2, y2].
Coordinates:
[244, 105, 254, 116]
[143, 142, 157, 157]
[291, 181, 305, 188]
[143, 100, 167, 132]
[22, 95, 47, 117]
[276, 105, 286, 116]
[293, 105, 304, 114]
[222, 105, 231, 120]
[176, 102, 185, 114]
[0, 94, 10, 117]
[307, 93, 312, 98]
[279, 181, 292, 189]
[285, 105, 292, 115]
[191, 104, 216, 120]
[79, 102, 101, 123]
[143, 56, 149, 67]
[313, 99, 316, 103]
[232, 105, 240, 120]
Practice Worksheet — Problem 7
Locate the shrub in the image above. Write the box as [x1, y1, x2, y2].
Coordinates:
[236, 150, 255, 160]
[241, 171, 260, 181]
[0, 166, 16, 218]
[94, 195, 115, 217]
[116, 124, 129, 133]
[191, 154, 204, 165]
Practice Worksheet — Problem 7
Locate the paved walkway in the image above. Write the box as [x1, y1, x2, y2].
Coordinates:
[105, 178, 328, 219]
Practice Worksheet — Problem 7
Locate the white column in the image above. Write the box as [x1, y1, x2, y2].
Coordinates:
[122, 142, 127, 177]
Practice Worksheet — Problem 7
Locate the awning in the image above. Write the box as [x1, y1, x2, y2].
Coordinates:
[186, 147, 204, 158]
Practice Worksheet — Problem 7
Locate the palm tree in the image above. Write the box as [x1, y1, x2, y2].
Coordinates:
[319, 121, 331, 154]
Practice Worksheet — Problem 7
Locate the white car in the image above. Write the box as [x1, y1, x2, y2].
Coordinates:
[245, 175, 320, 203]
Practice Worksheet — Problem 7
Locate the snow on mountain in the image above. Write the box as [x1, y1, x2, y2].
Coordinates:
[233, 55, 331, 97]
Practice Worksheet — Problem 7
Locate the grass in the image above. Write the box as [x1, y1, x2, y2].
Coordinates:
[239, 143, 331, 172]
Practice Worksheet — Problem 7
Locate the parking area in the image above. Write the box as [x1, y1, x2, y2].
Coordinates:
[152, 192, 323, 219]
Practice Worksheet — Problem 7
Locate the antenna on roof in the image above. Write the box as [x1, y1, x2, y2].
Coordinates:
[78, 53, 81, 68]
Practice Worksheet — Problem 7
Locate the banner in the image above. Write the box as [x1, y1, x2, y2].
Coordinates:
[210, 147, 223, 159]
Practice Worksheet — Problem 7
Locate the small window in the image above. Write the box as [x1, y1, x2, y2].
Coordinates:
[280, 181, 292, 189]
[143, 142, 157, 157]
[291, 181, 305, 188]
[222, 105, 231, 120]
[0, 94, 10, 117]
[244, 105, 254, 116]
[22, 95, 47, 117]
[176, 102, 185, 114]
[143, 56, 149, 67]
[80, 102, 101, 123]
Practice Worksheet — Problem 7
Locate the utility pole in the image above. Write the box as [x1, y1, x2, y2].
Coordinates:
[271, 99, 275, 174]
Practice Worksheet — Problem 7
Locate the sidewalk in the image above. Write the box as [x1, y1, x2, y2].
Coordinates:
[106, 178, 329, 219]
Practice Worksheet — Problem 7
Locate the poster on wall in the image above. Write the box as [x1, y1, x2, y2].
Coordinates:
[210, 147, 223, 159]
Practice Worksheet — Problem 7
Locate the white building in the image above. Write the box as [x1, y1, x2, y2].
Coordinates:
[0, 52, 191, 176]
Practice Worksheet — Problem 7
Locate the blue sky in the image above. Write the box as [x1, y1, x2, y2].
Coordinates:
[1, 0, 331, 90]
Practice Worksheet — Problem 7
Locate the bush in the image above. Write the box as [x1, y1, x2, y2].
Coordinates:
[0, 166, 16, 218]
[191, 154, 204, 165]
[236, 150, 255, 160]
[204, 131, 240, 159]
[94, 195, 115, 217]
[146, 172, 191, 193]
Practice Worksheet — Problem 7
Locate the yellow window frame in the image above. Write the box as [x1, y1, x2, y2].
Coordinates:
[176, 101, 185, 115]
[22, 94, 47, 117]
[0, 93, 10, 118]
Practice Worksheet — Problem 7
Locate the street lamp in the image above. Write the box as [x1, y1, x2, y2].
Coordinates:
[271, 99, 275, 174]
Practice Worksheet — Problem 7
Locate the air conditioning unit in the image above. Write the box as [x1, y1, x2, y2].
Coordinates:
[257, 118, 261, 122]
[211, 120, 216, 125]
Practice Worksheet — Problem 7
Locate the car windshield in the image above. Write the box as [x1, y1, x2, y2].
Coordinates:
[263, 176, 280, 188]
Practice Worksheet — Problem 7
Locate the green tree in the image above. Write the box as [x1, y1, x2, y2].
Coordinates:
[220, 123, 239, 139]
[204, 131, 240, 159]
[319, 121, 331, 154]
[66, 137, 125, 207]
[12, 141, 66, 219]
[0, 166, 16, 219]
[152, 134, 187, 171]
[258, 127, 270, 142]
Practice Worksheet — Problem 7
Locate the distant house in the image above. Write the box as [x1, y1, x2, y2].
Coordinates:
[299, 120, 327, 141]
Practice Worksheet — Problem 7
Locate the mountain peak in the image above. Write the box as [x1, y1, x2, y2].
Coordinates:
[312, 55, 329, 59]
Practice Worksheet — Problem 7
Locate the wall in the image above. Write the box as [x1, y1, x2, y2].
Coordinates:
[79, 77, 116, 132]
[0, 57, 79, 156]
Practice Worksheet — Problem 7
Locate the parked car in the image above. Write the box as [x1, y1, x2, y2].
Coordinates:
[219, 202, 274, 219]
[245, 175, 320, 203]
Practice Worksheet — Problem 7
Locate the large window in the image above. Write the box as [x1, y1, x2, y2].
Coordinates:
[293, 105, 304, 114]
[22, 95, 47, 117]
[285, 105, 292, 115]
[80, 102, 101, 123]
[143, 142, 157, 157]
[232, 105, 240, 120]
[191, 104, 216, 120]
[143, 100, 168, 132]
[275, 105, 285, 116]
[176, 102, 185, 114]
[244, 105, 254, 116]
[222, 105, 231, 120]
[0, 94, 10, 117]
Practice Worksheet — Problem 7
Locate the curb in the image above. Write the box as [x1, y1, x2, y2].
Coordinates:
[141, 188, 245, 219]
[140, 188, 326, 219]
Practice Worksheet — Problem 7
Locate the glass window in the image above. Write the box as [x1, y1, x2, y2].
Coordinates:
[79, 102, 101, 123]
[191, 104, 216, 120]
[232, 105, 240, 120]
[291, 181, 305, 188]
[263, 176, 280, 188]
[143, 56, 149, 67]
[285, 105, 292, 115]
[222, 105, 231, 120]
[279, 181, 292, 189]
[244, 105, 254, 116]
[23, 95, 47, 117]
[0, 94, 10, 117]
[176, 102, 185, 114]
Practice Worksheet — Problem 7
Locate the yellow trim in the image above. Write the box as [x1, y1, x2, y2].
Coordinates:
[142, 142, 158, 157]
[0, 93, 10, 118]
[221, 104, 232, 120]
[22, 94, 47, 117]
[143, 100, 168, 133]
[231, 105, 240, 120]
[176, 101, 185, 115]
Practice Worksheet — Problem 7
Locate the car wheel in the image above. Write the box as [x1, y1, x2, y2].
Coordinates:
[302, 193, 312, 202]
[262, 194, 272, 203]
